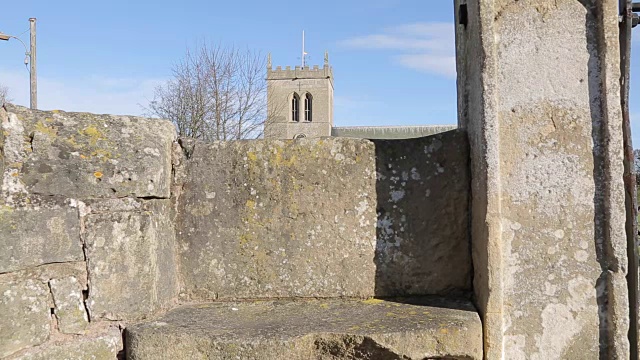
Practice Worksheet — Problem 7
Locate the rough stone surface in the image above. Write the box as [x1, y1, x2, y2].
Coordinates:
[0, 272, 51, 358]
[455, 0, 630, 358]
[373, 130, 471, 297]
[1, 104, 176, 201]
[49, 276, 89, 334]
[84, 199, 178, 321]
[125, 298, 482, 360]
[0, 263, 89, 357]
[0, 205, 83, 273]
[9, 328, 122, 360]
[176, 138, 377, 300]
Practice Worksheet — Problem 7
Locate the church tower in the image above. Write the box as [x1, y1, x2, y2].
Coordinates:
[264, 52, 334, 139]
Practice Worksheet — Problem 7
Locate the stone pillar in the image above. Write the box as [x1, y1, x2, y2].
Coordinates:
[455, 1, 630, 359]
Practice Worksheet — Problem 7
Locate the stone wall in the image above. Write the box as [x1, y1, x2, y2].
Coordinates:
[373, 130, 471, 297]
[0, 105, 179, 359]
[174, 137, 378, 300]
[1, 104, 473, 358]
[173, 134, 472, 301]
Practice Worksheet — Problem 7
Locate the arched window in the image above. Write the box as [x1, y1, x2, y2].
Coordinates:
[304, 93, 313, 122]
[291, 93, 300, 122]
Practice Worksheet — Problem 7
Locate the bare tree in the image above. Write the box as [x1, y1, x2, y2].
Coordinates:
[0, 84, 10, 106]
[146, 44, 271, 141]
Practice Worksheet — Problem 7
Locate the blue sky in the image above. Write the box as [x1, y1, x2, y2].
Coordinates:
[1, 1, 639, 144]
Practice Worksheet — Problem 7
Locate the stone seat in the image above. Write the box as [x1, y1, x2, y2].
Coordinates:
[125, 297, 482, 360]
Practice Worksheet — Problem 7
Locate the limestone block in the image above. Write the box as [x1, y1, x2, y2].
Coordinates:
[176, 138, 377, 300]
[1, 104, 175, 200]
[49, 276, 88, 334]
[0, 262, 89, 357]
[84, 199, 177, 320]
[372, 130, 471, 297]
[11, 328, 122, 360]
[455, 0, 629, 357]
[125, 298, 482, 360]
[0, 273, 51, 358]
[0, 206, 83, 273]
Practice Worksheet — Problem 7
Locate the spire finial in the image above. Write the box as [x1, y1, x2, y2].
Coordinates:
[267, 52, 272, 69]
[324, 51, 329, 66]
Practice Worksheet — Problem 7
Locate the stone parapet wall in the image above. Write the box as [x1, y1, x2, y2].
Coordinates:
[0, 105, 179, 359]
[174, 137, 379, 300]
[1, 104, 473, 358]
[173, 134, 472, 301]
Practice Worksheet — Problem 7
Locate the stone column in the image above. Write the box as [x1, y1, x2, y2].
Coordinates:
[455, 1, 630, 359]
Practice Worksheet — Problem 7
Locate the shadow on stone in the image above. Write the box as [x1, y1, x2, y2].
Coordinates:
[371, 129, 473, 300]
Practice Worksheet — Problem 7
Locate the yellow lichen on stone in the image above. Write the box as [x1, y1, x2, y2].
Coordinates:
[34, 121, 58, 138]
[65, 135, 81, 149]
[247, 151, 258, 162]
[78, 125, 105, 146]
[0, 205, 14, 214]
[94, 171, 103, 178]
[362, 298, 384, 305]
[245, 200, 256, 210]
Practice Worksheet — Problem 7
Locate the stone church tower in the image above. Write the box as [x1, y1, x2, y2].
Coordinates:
[264, 53, 333, 139]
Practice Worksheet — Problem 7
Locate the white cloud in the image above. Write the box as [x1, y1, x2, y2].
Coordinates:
[0, 68, 165, 116]
[339, 22, 456, 77]
[396, 54, 456, 77]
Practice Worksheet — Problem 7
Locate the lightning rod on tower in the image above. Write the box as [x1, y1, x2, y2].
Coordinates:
[302, 30, 308, 68]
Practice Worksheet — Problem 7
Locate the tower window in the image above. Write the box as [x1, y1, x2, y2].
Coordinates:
[291, 93, 300, 122]
[304, 93, 313, 122]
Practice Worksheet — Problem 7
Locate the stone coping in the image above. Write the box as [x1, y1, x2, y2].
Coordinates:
[331, 125, 457, 139]
[125, 297, 482, 360]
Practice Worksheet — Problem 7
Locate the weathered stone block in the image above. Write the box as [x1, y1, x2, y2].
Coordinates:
[125, 298, 482, 360]
[11, 328, 122, 360]
[0, 262, 89, 357]
[373, 130, 471, 297]
[0, 273, 51, 358]
[455, 0, 630, 357]
[0, 206, 83, 273]
[1, 105, 175, 200]
[176, 138, 377, 300]
[85, 199, 177, 320]
[49, 276, 88, 334]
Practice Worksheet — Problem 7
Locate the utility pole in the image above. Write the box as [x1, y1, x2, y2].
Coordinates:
[29, 18, 37, 110]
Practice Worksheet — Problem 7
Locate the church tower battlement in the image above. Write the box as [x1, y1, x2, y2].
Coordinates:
[264, 52, 334, 139]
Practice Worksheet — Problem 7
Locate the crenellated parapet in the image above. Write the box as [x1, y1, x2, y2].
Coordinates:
[267, 64, 333, 82]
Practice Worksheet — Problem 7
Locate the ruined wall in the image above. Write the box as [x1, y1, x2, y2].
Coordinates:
[0, 105, 179, 359]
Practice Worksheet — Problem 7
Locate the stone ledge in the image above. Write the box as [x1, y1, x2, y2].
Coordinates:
[125, 297, 482, 360]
